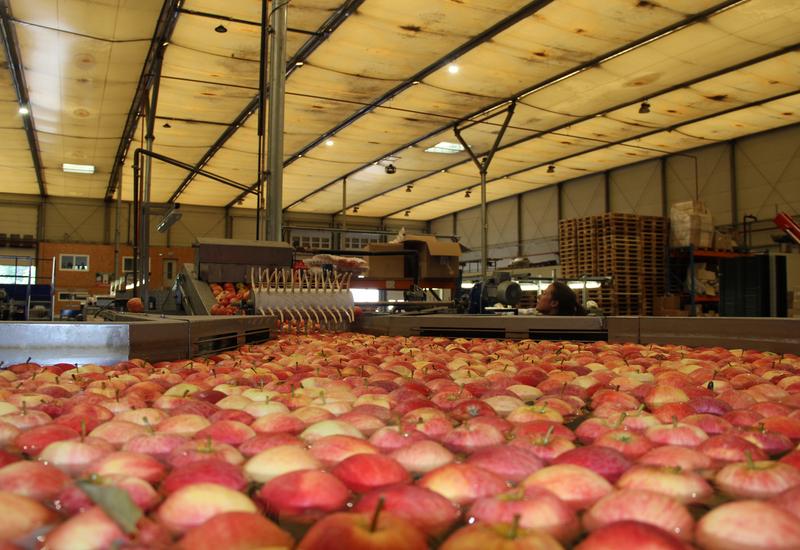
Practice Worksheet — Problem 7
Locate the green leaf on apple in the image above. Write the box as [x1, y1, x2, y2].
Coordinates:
[76, 480, 142, 535]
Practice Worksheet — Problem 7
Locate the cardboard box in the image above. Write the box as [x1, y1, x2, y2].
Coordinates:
[654, 294, 681, 315]
[364, 242, 406, 279]
[364, 235, 463, 280]
[401, 235, 462, 279]
[670, 201, 713, 248]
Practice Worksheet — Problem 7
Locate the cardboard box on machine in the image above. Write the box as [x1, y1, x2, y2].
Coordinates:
[364, 235, 463, 279]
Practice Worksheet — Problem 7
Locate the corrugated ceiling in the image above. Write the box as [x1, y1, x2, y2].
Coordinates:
[1, 0, 798, 222]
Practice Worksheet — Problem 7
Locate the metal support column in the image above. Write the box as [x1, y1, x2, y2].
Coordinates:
[341, 177, 347, 249]
[729, 140, 738, 228]
[660, 158, 668, 218]
[138, 47, 165, 307]
[256, 0, 269, 239]
[603, 171, 611, 213]
[454, 101, 516, 311]
[113, 173, 122, 281]
[266, 0, 289, 242]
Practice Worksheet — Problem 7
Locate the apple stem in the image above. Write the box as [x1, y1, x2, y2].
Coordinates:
[26, 357, 31, 364]
[80, 419, 86, 442]
[745, 450, 754, 469]
[21, 401, 27, 416]
[543, 425, 554, 445]
[707, 381, 714, 390]
[508, 514, 521, 540]
[671, 415, 678, 428]
[614, 412, 628, 429]
[369, 496, 385, 533]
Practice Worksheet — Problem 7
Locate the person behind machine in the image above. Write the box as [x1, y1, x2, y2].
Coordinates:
[536, 281, 587, 316]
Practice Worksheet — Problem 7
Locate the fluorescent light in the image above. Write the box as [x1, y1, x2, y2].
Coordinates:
[447, 64, 460, 74]
[519, 283, 540, 291]
[18, 106, 29, 115]
[62, 163, 95, 174]
[461, 282, 475, 289]
[425, 141, 465, 154]
[568, 281, 602, 290]
[325, 139, 334, 146]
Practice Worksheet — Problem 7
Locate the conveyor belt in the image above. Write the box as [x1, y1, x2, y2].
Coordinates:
[0, 314, 276, 365]
[356, 314, 800, 354]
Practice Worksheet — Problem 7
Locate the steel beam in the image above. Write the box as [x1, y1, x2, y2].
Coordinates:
[380, 87, 800, 218]
[105, 0, 182, 201]
[287, 0, 749, 212]
[0, 0, 45, 196]
[169, 0, 366, 205]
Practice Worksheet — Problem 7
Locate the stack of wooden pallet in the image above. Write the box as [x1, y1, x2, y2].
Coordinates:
[560, 213, 667, 315]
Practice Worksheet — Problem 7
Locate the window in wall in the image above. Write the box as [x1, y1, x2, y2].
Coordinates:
[57, 291, 88, 301]
[291, 234, 332, 250]
[59, 254, 89, 271]
[0, 265, 36, 284]
[122, 257, 151, 273]
[343, 236, 380, 250]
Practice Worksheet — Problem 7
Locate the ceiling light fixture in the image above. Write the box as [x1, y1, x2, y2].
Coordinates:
[406, 184, 413, 192]
[352, 205, 359, 213]
[404, 210, 411, 217]
[447, 64, 460, 74]
[18, 106, 29, 115]
[295, 61, 304, 67]
[325, 139, 334, 146]
[62, 163, 96, 175]
[465, 189, 471, 198]
[215, 24, 228, 33]
[639, 101, 651, 114]
[163, 123, 172, 128]
[547, 165, 555, 174]
[425, 141, 465, 154]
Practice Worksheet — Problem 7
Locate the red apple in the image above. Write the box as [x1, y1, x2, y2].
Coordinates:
[616, 465, 713, 504]
[390, 440, 454, 474]
[0, 460, 70, 502]
[467, 445, 544, 483]
[696, 500, 800, 550]
[583, 489, 693, 541]
[0, 491, 56, 542]
[157, 482, 257, 533]
[715, 457, 800, 499]
[468, 486, 580, 543]
[440, 521, 563, 550]
[296, 505, 428, 550]
[309, 435, 378, 467]
[575, 520, 692, 550]
[177, 511, 293, 550]
[354, 485, 460, 536]
[13, 424, 78, 457]
[256, 470, 349, 521]
[418, 463, 508, 506]
[441, 422, 505, 454]
[83, 450, 166, 483]
[161, 459, 247, 495]
[332, 453, 410, 493]
[522, 464, 612, 510]
[552, 446, 631, 483]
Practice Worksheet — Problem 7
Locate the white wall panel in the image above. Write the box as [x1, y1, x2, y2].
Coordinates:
[562, 174, 605, 219]
[736, 125, 800, 222]
[169, 206, 226, 247]
[666, 143, 732, 225]
[520, 186, 558, 261]
[43, 199, 105, 243]
[0, 204, 38, 237]
[610, 159, 662, 216]
[487, 196, 518, 259]
[457, 207, 481, 261]
[231, 215, 256, 240]
[430, 215, 453, 237]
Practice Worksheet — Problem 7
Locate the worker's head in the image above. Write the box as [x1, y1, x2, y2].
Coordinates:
[536, 281, 584, 316]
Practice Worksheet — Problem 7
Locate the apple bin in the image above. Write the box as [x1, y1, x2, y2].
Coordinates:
[1, 333, 800, 549]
